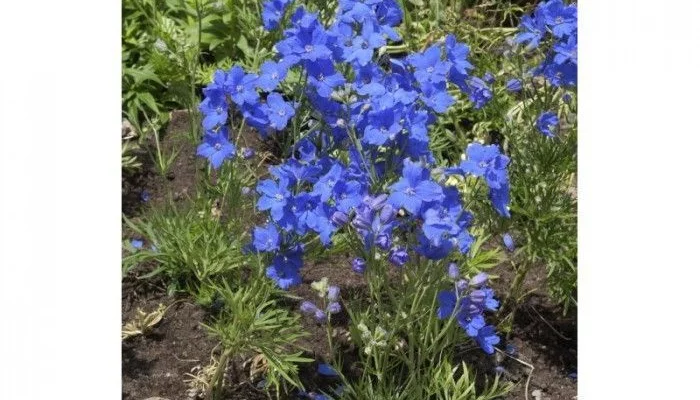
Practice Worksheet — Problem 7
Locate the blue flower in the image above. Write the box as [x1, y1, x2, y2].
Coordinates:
[437, 291, 458, 319]
[327, 302, 342, 314]
[553, 33, 577, 65]
[257, 177, 292, 221]
[199, 95, 229, 130]
[445, 34, 474, 80]
[363, 108, 403, 145]
[300, 300, 326, 322]
[419, 82, 455, 113]
[348, 23, 386, 66]
[262, 0, 292, 31]
[352, 257, 366, 274]
[318, 363, 339, 377]
[388, 246, 409, 267]
[475, 324, 500, 354]
[226, 66, 259, 106]
[503, 233, 515, 252]
[313, 163, 344, 202]
[388, 159, 444, 215]
[253, 223, 280, 252]
[408, 44, 450, 85]
[447, 262, 460, 280]
[541, 0, 577, 39]
[327, 286, 340, 301]
[265, 92, 296, 130]
[306, 59, 346, 98]
[466, 77, 492, 109]
[515, 10, 547, 50]
[242, 147, 255, 160]
[281, 22, 332, 62]
[197, 129, 236, 169]
[267, 246, 303, 289]
[536, 111, 559, 137]
[140, 191, 150, 202]
[505, 78, 522, 92]
[130, 239, 143, 249]
[257, 60, 289, 91]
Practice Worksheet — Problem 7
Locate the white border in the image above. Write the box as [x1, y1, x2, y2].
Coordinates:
[0, 1, 121, 398]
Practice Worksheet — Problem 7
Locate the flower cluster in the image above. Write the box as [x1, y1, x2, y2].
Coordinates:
[201, 0, 507, 354]
[300, 279, 343, 322]
[514, 0, 578, 88]
[437, 271, 500, 354]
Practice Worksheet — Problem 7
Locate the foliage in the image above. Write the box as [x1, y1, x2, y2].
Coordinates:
[122, 0, 578, 398]
[122, 197, 248, 299]
[204, 278, 312, 397]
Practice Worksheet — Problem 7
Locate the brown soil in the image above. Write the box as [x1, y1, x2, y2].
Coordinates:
[491, 262, 577, 400]
[122, 112, 576, 399]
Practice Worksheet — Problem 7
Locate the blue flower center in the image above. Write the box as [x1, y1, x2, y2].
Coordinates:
[318, 73, 325, 82]
[278, 109, 286, 116]
[404, 187, 416, 196]
[361, 41, 369, 49]
[275, 194, 284, 201]
[478, 161, 489, 168]
[271, 72, 279, 79]
[236, 85, 243, 93]
[305, 45, 314, 53]
[427, 66, 435, 73]
[214, 143, 222, 151]
[216, 106, 223, 114]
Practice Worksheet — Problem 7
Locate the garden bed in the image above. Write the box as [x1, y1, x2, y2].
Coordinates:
[122, 114, 576, 400]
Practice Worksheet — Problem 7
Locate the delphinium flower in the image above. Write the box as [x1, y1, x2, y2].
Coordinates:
[447, 143, 511, 217]
[317, 363, 339, 377]
[199, 70, 229, 130]
[447, 262, 460, 280]
[267, 244, 304, 289]
[226, 65, 259, 106]
[300, 300, 327, 322]
[196, 128, 236, 170]
[352, 257, 367, 274]
[256, 176, 292, 222]
[261, 0, 293, 31]
[514, 9, 548, 50]
[445, 34, 474, 87]
[436, 271, 500, 354]
[252, 223, 281, 252]
[465, 76, 493, 109]
[505, 78, 522, 92]
[301, 280, 343, 321]
[241, 147, 255, 160]
[388, 159, 444, 215]
[388, 246, 408, 267]
[256, 61, 288, 92]
[512, 0, 577, 89]
[536, 111, 559, 137]
[351, 195, 398, 251]
[503, 233, 515, 252]
[264, 92, 296, 130]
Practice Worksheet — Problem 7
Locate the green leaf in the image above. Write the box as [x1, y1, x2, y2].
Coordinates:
[136, 92, 161, 114]
[236, 35, 251, 53]
[123, 66, 165, 86]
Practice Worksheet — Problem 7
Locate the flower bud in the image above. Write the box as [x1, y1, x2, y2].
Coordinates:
[447, 262, 460, 280]
[352, 258, 366, 274]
